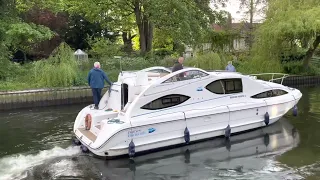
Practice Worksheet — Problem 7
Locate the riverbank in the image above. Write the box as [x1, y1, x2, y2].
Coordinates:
[0, 86, 107, 110]
[274, 75, 320, 87]
[1, 75, 320, 111]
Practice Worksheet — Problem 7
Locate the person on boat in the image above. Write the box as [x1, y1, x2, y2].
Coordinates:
[172, 56, 184, 72]
[87, 62, 112, 109]
[225, 61, 236, 72]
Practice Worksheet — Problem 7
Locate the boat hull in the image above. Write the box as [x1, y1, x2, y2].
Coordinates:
[74, 112, 285, 158]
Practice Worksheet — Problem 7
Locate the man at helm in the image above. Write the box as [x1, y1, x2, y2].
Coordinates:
[172, 56, 184, 73]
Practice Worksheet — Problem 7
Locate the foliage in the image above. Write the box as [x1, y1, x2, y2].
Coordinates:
[0, 0, 57, 80]
[87, 37, 124, 59]
[184, 52, 228, 70]
[15, 0, 65, 12]
[206, 30, 240, 52]
[6, 22, 54, 52]
[238, 0, 268, 17]
[236, 57, 283, 74]
[0, 56, 12, 80]
[153, 48, 174, 58]
[251, 0, 320, 69]
[33, 43, 80, 87]
[64, 0, 227, 54]
[64, 15, 118, 50]
[0, 0, 19, 79]
[282, 61, 320, 75]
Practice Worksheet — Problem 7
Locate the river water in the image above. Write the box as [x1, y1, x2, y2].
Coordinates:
[0, 87, 319, 180]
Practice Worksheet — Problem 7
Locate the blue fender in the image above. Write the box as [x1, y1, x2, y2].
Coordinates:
[184, 127, 190, 144]
[264, 112, 269, 126]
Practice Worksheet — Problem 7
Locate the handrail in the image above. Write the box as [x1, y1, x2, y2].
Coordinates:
[246, 73, 290, 85]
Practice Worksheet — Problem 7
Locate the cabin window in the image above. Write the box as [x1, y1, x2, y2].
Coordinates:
[251, 90, 273, 98]
[147, 69, 170, 74]
[141, 94, 190, 110]
[206, 78, 242, 94]
[272, 89, 288, 96]
[163, 70, 209, 83]
[205, 80, 225, 94]
[251, 89, 288, 99]
[224, 78, 242, 94]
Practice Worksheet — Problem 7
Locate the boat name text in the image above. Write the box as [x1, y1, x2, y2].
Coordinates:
[230, 95, 246, 99]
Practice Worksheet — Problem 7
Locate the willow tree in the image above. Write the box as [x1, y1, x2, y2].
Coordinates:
[253, 0, 320, 69]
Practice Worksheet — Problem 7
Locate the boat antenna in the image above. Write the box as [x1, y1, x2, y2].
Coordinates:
[114, 56, 123, 76]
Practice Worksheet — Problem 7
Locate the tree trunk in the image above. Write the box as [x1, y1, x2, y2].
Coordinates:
[303, 35, 320, 69]
[145, 20, 153, 52]
[134, 0, 146, 55]
[301, 37, 309, 49]
[248, 0, 254, 51]
[133, 0, 154, 55]
[122, 31, 134, 55]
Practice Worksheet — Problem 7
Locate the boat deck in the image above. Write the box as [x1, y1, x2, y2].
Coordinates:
[78, 128, 97, 142]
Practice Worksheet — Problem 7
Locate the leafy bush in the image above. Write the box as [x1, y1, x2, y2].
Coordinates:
[153, 48, 173, 57]
[33, 42, 79, 87]
[236, 56, 283, 74]
[0, 57, 12, 80]
[280, 49, 306, 63]
[282, 61, 320, 75]
[184, 52, 228, 70]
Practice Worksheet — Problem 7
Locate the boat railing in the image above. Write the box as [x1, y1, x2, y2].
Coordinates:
[246, 73, 290, 85]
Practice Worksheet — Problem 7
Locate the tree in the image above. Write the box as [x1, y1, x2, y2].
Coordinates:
[63, 15, 118, 50]
[237, 0, 268, 50]
[252, 0, 320, 69]
[64, 0, 226, 55]
[1, 1, 54, 58]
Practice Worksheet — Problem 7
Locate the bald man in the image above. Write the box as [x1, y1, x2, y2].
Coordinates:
[172, 57, 184, 72]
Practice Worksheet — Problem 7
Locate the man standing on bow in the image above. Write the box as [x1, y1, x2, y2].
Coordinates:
[87, 62, 112, 109]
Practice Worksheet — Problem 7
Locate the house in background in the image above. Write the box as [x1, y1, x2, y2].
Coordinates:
[183, 14, 261, 58]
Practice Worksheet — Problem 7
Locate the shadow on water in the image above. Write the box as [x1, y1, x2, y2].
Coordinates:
[16, 118, 300, 180]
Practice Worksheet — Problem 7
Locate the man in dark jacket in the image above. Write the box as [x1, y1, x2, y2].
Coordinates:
[172, 56, 184, 72]
[87, 62, 112, 109]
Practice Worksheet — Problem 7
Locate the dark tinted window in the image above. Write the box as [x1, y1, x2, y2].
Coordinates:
[205, 80, 225, 94]
[251, 89, 288, 99]
[272, 89, 288, 96]
[251, 90, 273, 98]
[141, 94, 190, 110]
[206, 78, 242, 94]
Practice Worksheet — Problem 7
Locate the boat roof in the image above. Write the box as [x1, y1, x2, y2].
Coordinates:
[117, 66, 287, 88]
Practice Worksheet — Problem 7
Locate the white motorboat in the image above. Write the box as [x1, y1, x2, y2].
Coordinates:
[72, 66, 302, 158]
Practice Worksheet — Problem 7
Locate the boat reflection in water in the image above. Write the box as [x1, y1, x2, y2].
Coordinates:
[23, 118, 299, 180]
[91, 118, 299, 180]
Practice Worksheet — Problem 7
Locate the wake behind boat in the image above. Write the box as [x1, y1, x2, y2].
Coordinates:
[72, 66, 302, 158]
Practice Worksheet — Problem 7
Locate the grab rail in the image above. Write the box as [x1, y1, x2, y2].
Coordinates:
[246, 73, 290, 85]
